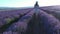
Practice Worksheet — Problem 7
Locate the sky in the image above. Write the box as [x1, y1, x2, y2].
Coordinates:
[0, 0, 60, 7]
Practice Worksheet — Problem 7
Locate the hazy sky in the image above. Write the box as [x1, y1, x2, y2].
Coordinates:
[0, 0, 60, 7]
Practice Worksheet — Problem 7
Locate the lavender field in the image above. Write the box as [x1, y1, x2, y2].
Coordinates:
[40, 6, 60, 20]
[0, 5, 60, 34]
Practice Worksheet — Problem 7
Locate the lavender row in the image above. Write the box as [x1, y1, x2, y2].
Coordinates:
[0, 8, 33, 27]
[4, 9, 34, 34]
[39, 10, 60, 34]
[0, 8, 32, 18]
[40, 8, 60, 20]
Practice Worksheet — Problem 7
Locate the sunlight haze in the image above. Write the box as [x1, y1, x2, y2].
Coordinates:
[0, 0, 60, 7]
